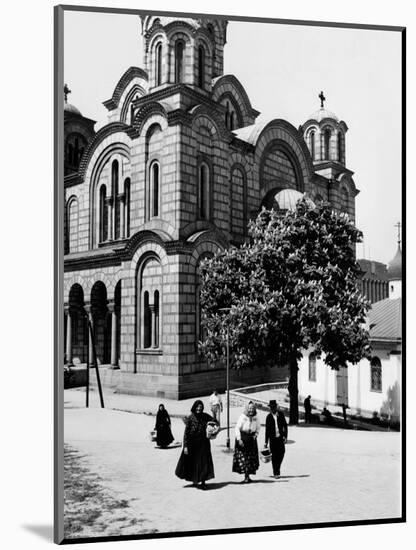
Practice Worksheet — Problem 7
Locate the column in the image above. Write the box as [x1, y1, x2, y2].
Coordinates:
[106, 197, 113, 241]
[84, 303, 94, 365]
[120, 194, 125, 239]
[150, 304, 157, 348]
[65, 305, 73, 365]
[108, 301, 119, 368]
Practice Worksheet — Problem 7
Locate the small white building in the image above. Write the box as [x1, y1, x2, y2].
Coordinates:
[298, 245, 402, 425]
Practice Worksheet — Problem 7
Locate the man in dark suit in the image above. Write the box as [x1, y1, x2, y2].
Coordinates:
[265, 399, 288, 478]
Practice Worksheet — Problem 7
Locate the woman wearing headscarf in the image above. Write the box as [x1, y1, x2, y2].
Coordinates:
[232, 401, 261, 483]
[154, 404, 174, 448]
[175, 400, 217, 489]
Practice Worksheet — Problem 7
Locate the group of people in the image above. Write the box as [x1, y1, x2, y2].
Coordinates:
[172, 397, 288, 489]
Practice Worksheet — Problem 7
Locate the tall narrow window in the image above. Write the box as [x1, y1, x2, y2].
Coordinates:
[310, 131, 315, 160]
[225, 102, 230, 130]
[153, 290, 160, 348]
[198, 45, 205, 89]
[198, 162, 210, 220]
[143, 291, 151, 349]
[112, 160, 119, 239]
[230, 111, 235, 131]
[370, 357, 382, 392]
[155, 43, 162, 86]
[150, 162, 160, 217]
[67, 198, 79, 253]
[124, 178, 130, 238]
[324, 128, 331, 160]
[175, 40, 184, 83]
[308, 353, 317, 382]
[338, 131, 343, 162]
[341, 188, 349, 214]
[99, 184, 107, 242]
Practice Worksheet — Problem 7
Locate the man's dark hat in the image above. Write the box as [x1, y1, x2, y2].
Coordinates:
[269, 400, 277, 407]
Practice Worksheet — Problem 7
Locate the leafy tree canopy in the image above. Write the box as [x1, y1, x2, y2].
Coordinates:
[199, 199, 371, 370]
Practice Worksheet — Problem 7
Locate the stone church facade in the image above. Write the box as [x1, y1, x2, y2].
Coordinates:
[63, 15, 358, 398]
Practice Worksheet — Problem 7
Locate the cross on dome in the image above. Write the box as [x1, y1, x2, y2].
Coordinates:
[319, 90, 326, 108]
[394, 221, 401, 247]
[64, 83, 71, 103]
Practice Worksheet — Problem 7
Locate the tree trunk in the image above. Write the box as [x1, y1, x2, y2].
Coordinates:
[288, 356, 299, 425]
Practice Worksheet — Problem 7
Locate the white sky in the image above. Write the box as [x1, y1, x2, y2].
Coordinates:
[64, 11, 402, 265]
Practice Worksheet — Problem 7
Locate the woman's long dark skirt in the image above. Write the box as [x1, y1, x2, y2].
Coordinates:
[156, 423, 174, 447]
[232, 435, 259, 475]
[175, 437, 215, 483]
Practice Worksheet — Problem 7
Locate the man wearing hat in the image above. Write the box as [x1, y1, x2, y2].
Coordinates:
[265, 399, 288, 478]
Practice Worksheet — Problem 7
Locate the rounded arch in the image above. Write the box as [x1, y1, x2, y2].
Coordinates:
[259, 139, 306, 198]
[66, 283, 88, 365]
[212, 75, 260, 125]
[90, 281, 110, 365]
[88, 143, 131, 248]
[135, 251, 164, 353]
[252, 120, 314, 195]
[103, 67, 148, 112]
[132, 103, 169, 135]
[120, 84, 146, 124]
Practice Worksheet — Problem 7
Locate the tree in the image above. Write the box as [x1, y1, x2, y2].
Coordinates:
[199, 199, 371, 424]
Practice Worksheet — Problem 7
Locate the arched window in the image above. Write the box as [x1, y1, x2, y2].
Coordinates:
[174, 40, 184, 83]
[150, 161, 160, 217]
[370, 356, 382, 392]
[112, 160, 120, 239]
[99, 184, 107, 242]
[153, 290, 160, 348]
[324, 128, 331, 160]
[155, 43, 162, 86]
[198, 162, 210, 220]
[143, 291, 151, 349]
[230, 111, 235, 131]
[124, 178, 130, 238]
[67, 197, 79, 253]
[310, 130, 315, 159]
[225, 102, 230, 130]
[308, 353, 317, 382]
[338, 131, 343, 162]
[198, 45, 205, 89]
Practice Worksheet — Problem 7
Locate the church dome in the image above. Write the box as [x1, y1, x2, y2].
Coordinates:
[275, 189, 314, 211]
[64, 102, 82, 116]
[388, 246, 402, 281]
[308, 107, 339, 123]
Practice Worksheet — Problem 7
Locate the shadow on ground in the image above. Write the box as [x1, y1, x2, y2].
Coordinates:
[21, 524, 53, 542]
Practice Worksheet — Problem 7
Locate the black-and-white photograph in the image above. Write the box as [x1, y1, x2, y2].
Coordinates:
[57, 5, 404, 543]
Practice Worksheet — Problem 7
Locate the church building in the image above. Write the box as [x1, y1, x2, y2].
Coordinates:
[63, 15, 358, 398]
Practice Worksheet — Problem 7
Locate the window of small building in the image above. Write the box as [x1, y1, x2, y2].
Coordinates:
[143, 291, 151, 349]
[309, 353, 317, 382]
[370, 356, 382, 392]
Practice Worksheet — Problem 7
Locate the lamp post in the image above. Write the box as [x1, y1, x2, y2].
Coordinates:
[219, 307, 231, 450]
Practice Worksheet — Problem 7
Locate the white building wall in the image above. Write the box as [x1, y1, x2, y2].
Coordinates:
[298, 354, 338, 407]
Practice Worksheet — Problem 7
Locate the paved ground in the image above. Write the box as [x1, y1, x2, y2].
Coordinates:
[64, 388, 402, 538]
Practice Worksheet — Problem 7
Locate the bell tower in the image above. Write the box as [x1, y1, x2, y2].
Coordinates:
[140, 16, 228, 93]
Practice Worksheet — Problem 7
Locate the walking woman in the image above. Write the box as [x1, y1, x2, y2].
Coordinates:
[175, 400, 217, 489]
[154, 404, 174, 448]
[233, 401, 261, 483]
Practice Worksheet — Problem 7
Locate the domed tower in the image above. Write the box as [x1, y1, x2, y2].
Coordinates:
[388, 225, 402, 299]
[63, 84, 95, 176]
[300, 91, 357, 219]
[140, 16, 228, 93]
[301, 91, 348, 169]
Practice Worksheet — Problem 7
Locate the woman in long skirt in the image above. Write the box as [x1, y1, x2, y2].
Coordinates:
[232, 401, 261, 483]
[154, 404, 174, 448]
[175, 400, 217, 489]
